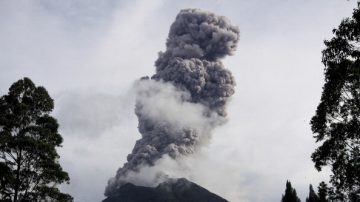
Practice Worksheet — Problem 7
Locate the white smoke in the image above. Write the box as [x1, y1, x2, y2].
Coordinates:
[135, 80, 224, 141]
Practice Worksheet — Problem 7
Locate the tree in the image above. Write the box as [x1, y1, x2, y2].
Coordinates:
[310, 2, 360, 201]
[306, 184, 319, 202]
[0, 78, 72, 201]
[317, 182, 329, 202]
[281, 180, 301, 202]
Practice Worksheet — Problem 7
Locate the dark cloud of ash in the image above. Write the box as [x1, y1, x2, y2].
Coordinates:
[105, 8, 239, 197]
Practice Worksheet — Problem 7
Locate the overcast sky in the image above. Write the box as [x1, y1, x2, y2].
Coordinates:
[0, 1, 358, 202]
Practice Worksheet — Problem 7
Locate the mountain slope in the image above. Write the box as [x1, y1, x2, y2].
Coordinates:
[102, 178, 228, 202]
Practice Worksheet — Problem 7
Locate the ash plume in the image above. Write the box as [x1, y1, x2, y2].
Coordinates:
[105, 9, 239, 196]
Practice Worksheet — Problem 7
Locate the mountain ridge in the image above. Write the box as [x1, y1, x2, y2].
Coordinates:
[102, 178, 228, 202]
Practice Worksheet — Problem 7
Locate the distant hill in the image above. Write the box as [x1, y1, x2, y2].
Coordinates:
[102, 178, 228, 202]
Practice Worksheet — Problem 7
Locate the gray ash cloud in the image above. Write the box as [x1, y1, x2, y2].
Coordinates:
[105, 9, 239, 197]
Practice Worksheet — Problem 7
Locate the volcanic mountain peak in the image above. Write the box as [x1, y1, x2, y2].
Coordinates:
[102, 178, 228, 202]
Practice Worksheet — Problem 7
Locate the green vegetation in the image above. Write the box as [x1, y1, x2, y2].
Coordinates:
[0, 78, 72, 202]
[310, 3, 360, 201]
[281, 181, 301, 202]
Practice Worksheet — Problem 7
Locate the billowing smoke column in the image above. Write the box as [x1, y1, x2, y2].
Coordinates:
[105, 9, 239, 196]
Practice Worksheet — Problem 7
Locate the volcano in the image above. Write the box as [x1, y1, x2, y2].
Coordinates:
[104, 8, 239, 202]
[102, 178, 228, 202]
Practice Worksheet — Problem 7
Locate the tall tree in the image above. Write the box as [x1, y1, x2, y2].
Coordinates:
[317, 182, 329, 202]
[281, 181, 301, 202]
[310, 2, 360, 201]
[0, 78, 72, 201]
[306, 184, 319, 202]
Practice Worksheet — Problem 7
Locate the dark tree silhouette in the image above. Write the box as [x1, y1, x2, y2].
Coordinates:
[281, 181, 301, 202]
[317, 182, 329, 202]
[306, 184, 319, 202]
[310, 2, 360, 201]
[0, 78, 72, 201]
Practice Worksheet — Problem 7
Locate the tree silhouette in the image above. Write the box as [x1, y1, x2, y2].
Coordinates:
[306, 184, 319, 202]
[0, 78, 72, 201]
[281, 180, 301, 202]
[310, 2, 360, 201]
[317, 182, 329, 202]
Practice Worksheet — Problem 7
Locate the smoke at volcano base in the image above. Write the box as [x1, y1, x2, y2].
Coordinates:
[105, 8, 239, 196]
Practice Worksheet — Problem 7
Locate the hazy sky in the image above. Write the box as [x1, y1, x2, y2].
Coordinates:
[0, 1, 358, 202]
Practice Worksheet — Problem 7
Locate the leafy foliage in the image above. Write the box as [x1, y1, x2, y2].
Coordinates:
[281, 181, 301, 202]
[318, 182, 329, 202]
[0, 78, 72, 201]
[310, 3, 360, 201]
